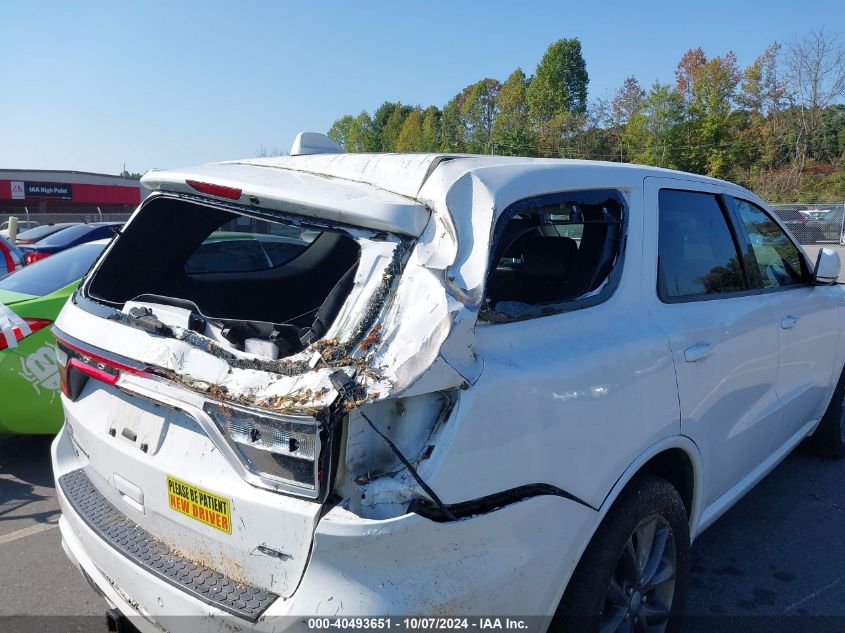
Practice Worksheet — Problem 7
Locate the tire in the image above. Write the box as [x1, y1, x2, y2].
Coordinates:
[550, 475, 690, 633]
[811, 368, 845, 458]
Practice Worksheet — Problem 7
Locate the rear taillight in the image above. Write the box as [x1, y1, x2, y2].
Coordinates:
[185, 179, 243, 200]
[0, 318, 52, 351]
[24, 252, 50, 265]
[55, 335, 148, 399]
[203, 401, 324, 498]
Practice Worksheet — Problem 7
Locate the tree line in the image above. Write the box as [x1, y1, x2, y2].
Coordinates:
[327, 31, 845, 202]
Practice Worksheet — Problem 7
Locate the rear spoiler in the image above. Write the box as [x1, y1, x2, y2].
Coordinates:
[141, 162, 430, 237]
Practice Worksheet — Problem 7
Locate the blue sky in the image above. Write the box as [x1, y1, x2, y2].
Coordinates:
[0, 1, 840, 174]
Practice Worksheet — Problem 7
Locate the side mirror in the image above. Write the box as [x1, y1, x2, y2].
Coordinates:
[813, 248, 840, 285]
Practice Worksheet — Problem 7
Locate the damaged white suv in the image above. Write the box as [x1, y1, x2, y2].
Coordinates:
[52, 134, 845, 633]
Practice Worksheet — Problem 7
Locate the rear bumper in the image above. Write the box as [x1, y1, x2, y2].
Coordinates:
[53, 425, 598, 632]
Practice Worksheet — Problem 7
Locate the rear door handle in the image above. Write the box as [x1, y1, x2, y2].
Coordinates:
[781, 315, 799, 329]
[684, 342, 713, 363]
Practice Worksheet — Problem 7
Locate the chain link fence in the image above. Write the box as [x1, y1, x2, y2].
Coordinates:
[770, 203, 845, 246]
[0, 212, 133, 227]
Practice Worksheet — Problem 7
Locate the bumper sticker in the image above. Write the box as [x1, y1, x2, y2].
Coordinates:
[167, 476, 232, 534]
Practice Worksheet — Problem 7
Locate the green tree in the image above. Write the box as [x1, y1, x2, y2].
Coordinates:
[492, 68, 535, 155]
[611, 76, 646, 161]
[439, 93, 467, 152]
[419, 106, 441, 152]
[527, 38, 589, 125]
[381, 105, 407, 152]
[461, 79, 501, 153]
[625, 82, 686, 169]
[396, 107, 424, 152]
[327, 115, 356, 149]
[348, 111, 379, 152]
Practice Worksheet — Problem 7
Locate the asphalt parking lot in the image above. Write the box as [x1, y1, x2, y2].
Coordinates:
[1, 433, 843, 632]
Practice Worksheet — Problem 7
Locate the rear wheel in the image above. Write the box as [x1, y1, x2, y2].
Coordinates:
[551, 475, 690, 633]
[811, 368, 845, 458]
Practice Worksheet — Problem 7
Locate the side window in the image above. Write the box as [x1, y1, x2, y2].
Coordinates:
[733, 198, 807, 288]
[658, 189, 747, 300]
[481, 189, 625, 321]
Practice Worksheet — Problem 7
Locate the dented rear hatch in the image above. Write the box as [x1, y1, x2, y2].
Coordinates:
[54, 169, 426, 600]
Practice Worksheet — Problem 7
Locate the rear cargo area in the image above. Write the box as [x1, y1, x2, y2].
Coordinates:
[86, 196, 363, 360]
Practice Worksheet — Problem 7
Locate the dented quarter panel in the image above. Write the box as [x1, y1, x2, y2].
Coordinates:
[274, 495, 597, 620]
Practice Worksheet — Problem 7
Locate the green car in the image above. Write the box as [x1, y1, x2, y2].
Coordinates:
[0, 240, 107, 434]
[0, 231, 309, 434]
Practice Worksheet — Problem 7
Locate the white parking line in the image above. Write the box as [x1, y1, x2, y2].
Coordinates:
[783, 575, 844, 613]
[0, 521, 58, 545]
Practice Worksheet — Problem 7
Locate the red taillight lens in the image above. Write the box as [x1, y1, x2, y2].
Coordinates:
[0, 317, 53, 351]
[55, 336, 148, 398]
[185, 179, 243, 200]
[24, 251, 50, 265]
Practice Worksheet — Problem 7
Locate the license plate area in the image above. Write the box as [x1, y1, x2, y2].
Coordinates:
[105, 393, 170, 456]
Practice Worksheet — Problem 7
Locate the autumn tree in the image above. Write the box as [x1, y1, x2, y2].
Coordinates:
[673, 48, 742, 177]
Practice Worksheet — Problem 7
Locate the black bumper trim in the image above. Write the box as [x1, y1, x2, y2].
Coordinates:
[59, 468, 278, 621]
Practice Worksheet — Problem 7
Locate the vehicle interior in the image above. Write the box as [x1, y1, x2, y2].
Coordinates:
[484, 191, 624, 310]
[86, 197, 361, 357]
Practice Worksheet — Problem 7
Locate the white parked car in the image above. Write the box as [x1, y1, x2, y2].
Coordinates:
[52, 134, 845, 633]
[0, 219, 39, 238]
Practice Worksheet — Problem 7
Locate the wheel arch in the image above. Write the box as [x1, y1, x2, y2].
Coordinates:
[598, 436, 705, 541]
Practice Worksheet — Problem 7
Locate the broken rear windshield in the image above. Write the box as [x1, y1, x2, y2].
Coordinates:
[84, 196, 363, 360]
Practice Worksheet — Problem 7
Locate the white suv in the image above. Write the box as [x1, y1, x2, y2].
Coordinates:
[51, 135, 845, 633]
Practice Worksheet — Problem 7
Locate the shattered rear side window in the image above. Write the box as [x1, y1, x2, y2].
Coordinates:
[85, 196, 362, 360]
[481, 189, 625, 322]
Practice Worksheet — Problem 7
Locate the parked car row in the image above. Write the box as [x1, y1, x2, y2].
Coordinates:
[0, 221, 124, 265]
[777, 206, 845, 244]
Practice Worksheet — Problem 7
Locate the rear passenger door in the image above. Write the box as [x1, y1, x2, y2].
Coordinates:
[646, 179, 781, 508]
[729, 196, 839, 447]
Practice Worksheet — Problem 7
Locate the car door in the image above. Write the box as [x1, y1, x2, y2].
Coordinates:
[646, 179, 781, 507]
[729, 196, 840, 449]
